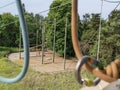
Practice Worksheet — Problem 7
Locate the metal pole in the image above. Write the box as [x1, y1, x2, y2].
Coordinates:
[19, 26, 22, 59]
[52, 18, 56, 63]
[64, 18, 68, 70]
[41, 22, 45, 64]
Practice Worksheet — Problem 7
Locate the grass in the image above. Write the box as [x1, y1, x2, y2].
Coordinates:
[0, 46, 19, 58]
[0, 46, 82, 90]
[0, 60, 81, 90]
[0, 59, 21, 78]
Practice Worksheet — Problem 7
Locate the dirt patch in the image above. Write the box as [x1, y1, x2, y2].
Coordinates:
[8, 50, 77, 73]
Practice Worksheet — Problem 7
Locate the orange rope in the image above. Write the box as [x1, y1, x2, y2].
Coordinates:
[71, 0, 120, 83]
[85, 58, 120, 82]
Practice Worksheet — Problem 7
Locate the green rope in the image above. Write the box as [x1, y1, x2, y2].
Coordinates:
[0, 0, 29, 83]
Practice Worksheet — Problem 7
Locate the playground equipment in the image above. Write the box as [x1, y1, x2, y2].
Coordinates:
[73, 0, 120, 87]
[0, 0, 29, 83]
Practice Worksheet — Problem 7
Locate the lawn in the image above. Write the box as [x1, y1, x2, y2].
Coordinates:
[0, 60, 81, 90]
[0, 46, 81, 90]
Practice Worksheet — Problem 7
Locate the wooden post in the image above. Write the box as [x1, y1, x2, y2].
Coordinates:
[64, 18, 68, 70]
[41, 22, 45, 64]
[52, 18, 56, 63]
[19, 26, 22, 59]
[36, 29, 39, 56]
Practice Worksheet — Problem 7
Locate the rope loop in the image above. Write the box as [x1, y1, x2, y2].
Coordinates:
[93, 59, 120, 82]
[0, 0, 29, 83]
[75, 56, 120, 83]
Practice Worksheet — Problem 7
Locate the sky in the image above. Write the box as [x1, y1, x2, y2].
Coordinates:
[0, 0, 120, 19]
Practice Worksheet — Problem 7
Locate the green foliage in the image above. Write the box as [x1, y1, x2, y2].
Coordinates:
[0, 59, 21, 78]
[0, 46, 19, 58]
[0, 57, 8, 62]
[0, 13, 19, 47]
[0, 46, 21, 78]
[25, 13, 44, 46]
[0, 46, 81, 90]
[0, 70, 81, 90]
[0, 5, 44, 48]
[46, 0, 81, 56]
[80, 10, 120, 67]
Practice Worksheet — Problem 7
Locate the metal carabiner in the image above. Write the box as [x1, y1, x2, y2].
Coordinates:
[75, 56, 100, 86]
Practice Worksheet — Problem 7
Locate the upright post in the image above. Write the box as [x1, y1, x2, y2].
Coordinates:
[36, 29, 39, 56]
[52, 18, 56, 63]
[64, 18, 68, 70]
[19, 26, 22, 59]
[41, 22, 45, 64]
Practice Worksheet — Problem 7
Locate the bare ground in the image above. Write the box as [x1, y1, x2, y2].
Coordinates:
[8, 50, 114, 90]
[8, 50, 77, 73]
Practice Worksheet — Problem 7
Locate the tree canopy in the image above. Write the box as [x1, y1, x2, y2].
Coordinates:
[80, 10, 120, 66]
[46, 0, 82, 56]
[0, 5, 44, 48]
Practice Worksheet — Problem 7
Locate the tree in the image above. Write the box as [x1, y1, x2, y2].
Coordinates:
[80, 10, 120, 67]
[0, 4, 44, 48]
[104, 10, 120, 60]
[23, 4, 44, 47]
[46, 0, 82, 56]
[93, 10, 120, 65]
[80, 13, 102, 55]
[0, 13, 19, 47]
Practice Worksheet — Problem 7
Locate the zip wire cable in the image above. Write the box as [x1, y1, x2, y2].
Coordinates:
[0, 2, 15, 9]
[113, 2, 120, 9]
[105, 1, 120, 20]
[38, 1, 71, 14]
[0, 0, 29, 83]
[97, 0, 104, 61]
[103, 0, 120, 3]
[0, 21, 18, 29]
